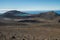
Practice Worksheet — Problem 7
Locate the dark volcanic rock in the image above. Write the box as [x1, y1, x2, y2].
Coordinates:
[2, 10, 29, 18]
[18, 20, 40, 23]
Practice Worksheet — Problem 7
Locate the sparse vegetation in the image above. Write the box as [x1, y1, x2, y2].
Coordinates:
[0, 10, 60, 40]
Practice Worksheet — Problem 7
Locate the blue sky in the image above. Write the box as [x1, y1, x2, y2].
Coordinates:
[0, 0, 60, 12]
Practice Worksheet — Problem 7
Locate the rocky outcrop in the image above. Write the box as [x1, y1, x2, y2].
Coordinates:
[39, 11, 57, 19]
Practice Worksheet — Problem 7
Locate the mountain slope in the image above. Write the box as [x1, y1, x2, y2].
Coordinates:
[37, 11, 57, 19]
[2, 10, 30, 19]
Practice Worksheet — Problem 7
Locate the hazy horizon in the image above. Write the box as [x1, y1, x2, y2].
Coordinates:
[0, 0, 60, 13]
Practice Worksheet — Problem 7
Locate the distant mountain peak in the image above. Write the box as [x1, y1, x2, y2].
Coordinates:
[1, 10, 29, 18]
[4, 10, 26, 14]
